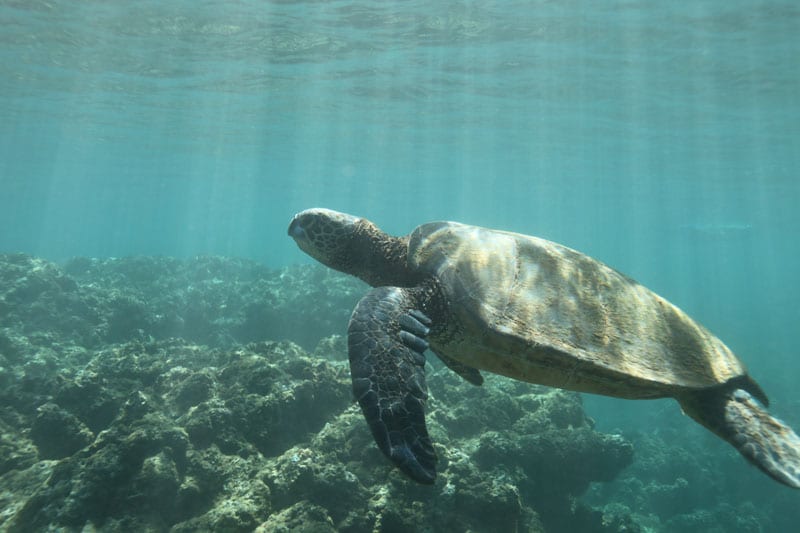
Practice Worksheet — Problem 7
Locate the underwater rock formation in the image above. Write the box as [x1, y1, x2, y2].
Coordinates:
[0, 331, 632, 531]
[584, 412, 794, 532]
[0, 253, 785, 531]
[1, 253, 362, 351]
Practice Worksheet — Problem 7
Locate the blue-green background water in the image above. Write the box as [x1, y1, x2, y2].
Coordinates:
[1, 0, 799, 524]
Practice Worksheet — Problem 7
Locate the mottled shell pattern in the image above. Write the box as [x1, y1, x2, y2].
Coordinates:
[408, 221, 745, 398]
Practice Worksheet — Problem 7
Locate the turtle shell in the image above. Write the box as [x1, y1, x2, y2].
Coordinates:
[408, 221, 746, 398]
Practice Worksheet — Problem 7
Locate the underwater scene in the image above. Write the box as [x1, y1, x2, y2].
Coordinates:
[1, 1, 799, 532]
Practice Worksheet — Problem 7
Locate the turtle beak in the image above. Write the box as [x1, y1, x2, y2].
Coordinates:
[288, 211, 322, 261]
[288, 214, 307, 242]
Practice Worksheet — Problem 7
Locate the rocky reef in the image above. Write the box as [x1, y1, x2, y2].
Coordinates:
[583, 400, 798, 533]
[0, 253, 786, 532]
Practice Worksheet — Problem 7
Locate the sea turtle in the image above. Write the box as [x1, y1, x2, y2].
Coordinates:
[288, 208, 800, 487]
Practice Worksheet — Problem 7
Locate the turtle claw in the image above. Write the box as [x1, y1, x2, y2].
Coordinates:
[390, 441, 436, 484]
[407, 309, 432, 327]
[399, 311, 431, 356]
[399, 330, 429, 354]
[348, 286, 437, 484]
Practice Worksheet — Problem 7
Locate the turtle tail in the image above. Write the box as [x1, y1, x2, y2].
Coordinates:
[679, 377, 800, 488]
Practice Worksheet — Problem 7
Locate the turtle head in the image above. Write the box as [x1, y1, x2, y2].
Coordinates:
[288, 208, 413, 286]
[288, 208, 368, 274]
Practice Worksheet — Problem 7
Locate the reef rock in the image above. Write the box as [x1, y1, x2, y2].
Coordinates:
[0, 254, 639, 532]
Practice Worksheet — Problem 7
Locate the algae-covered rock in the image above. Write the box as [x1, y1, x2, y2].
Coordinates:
[2, 253, 364, 352]
[60, 255, 365, 350]
[170, 447, 272, 532]
[8, 409, 189, 531]
[584, 416, 784, 532]
[0, 255, 647, 532]
[256, 501, 336, 533]
[29, 402, 94, 459]
[4, 336, 635, 531]
[0, 418, 38, 475]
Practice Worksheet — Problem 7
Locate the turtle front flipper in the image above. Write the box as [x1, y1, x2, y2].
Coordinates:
[348, 286, 437, 484]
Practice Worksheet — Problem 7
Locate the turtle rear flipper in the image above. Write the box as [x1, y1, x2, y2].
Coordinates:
[348, 286, 437, 484]
[680, 385, 800, 488]
[433, 350, 484, 386]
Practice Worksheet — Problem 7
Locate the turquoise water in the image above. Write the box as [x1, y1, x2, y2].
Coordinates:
[2, 0, 799, 528]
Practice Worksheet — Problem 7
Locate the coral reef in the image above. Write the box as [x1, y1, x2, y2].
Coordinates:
[584, 409, 796, 532]
[0, 253, 363, 351]
[2, 252, 778, 532]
